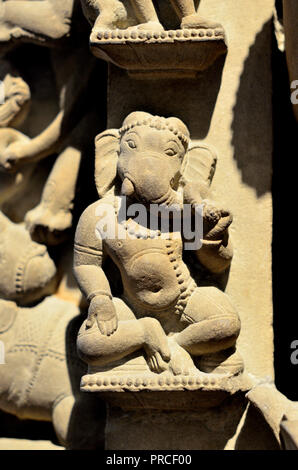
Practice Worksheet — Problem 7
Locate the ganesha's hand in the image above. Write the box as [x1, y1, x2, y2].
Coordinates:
[87, 294, 118, 336]
[202, 199, 231, 223]
[0, 141, 25, 172]
[202, 199, 233, 240]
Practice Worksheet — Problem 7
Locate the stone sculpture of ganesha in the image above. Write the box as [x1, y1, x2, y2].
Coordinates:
[74, 111, 244, 391]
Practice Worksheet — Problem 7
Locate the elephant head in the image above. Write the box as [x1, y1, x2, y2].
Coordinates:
[94, 111, 217, 208]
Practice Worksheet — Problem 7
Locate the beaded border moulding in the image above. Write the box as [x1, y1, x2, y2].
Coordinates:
[90, 27, 227, 79]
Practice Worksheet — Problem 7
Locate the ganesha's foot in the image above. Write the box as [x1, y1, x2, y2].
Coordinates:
[77, 316, 169, 369]
[91, 3, 127, 37]
[25, 205, 72, 246]
[140, 317, 171, 374]
[167, 337, 197, 376]
[127, 21, 164, 33]
[181, 15, 222, 30]
[196, 347, 244, 377]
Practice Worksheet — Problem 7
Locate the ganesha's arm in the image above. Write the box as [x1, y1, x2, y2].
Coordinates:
[73, 201, 118, 334]
[73, 202, 112, 301]
[196, 212, 234, 274]
[1, 1, 73, 40]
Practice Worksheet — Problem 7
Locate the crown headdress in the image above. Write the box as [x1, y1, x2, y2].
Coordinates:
[119, 116, 190, 149]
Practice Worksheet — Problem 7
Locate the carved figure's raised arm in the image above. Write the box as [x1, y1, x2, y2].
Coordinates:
[0, 46, 95, 172]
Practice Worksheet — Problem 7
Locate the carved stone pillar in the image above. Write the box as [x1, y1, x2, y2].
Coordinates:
[0, 0, 284, 451]
[74, 0, 276, 450]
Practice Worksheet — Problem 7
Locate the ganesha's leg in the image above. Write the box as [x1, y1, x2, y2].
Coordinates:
[177, 286, 240, 354]
[175, 286, 242, 374]
[77, 298, 170, 373]
[25, 146, 81, 246]
[169, 0, 222, 29]
[128, 0, 164, 32]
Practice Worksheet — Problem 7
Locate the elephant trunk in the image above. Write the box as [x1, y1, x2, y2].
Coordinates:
[121, 176, 182, 210]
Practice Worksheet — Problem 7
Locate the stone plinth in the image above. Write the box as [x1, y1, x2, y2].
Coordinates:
[95, 0, 275, 450]
[91, 27, 227, 79]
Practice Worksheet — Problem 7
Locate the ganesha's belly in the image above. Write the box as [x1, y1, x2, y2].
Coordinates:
[123, 251, 182, 310]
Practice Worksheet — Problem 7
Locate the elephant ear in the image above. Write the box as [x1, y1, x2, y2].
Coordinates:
[181, 143, 217, 203]
[94, 129, 120, 198]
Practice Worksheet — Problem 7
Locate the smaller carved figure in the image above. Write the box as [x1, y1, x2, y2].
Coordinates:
[0, 23, 97, 245]
[74, 112, 243, 387]
[0, 60, 37, 214]
[82, 0, 221, 34]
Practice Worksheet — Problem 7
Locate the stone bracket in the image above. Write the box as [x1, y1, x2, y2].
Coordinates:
[90, 27, 227, 79]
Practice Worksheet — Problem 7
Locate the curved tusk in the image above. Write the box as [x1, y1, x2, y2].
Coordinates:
[121, 177, 135, 197]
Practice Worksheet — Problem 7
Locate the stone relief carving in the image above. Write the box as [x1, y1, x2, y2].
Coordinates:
[0, 60, 38, 217]
[0, 0, 293, 451]
[0, 59, 57, 304]
[0, 60, 30, 129]
[0, 1, 105, 448]
[0, 4, 96, 244]
[82, 0, 221, 33]
[0, 296, 106, 448]
[82, 1, 227, 78]
[0, 297, 80, 440]
[0, 212, 56, 304]
[74, 112, 244, 393]
[0, 0, 74, 46]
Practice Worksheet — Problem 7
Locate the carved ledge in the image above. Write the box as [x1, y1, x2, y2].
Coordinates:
[90, 27, 227, 79]
[81, 370, 251, 394]
[80, 350, 251, 410]
[81, 369, 253, 410]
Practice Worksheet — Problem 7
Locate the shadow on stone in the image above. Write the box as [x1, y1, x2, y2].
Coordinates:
[231, 20, 273, 197]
